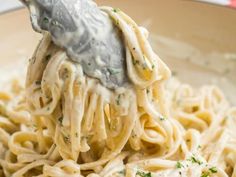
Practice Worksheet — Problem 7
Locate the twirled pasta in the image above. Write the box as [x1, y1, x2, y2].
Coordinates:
[0, 6, 235, 177]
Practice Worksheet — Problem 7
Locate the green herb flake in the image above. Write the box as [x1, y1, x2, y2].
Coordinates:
[116, 99, 120, 106]
[136, 171, 152, 177]
[146, 89, 150, 94]
[77, 81, 82, 85]
[64, 135, 70, 143]
[35, 80, 41, 85]
[116, 94, 122, 105]
[132, 59, 140, 66]
[152, 64, 155, 69]
[113, 8, 120, 13]
[32, 56, 36, 64]
[176, 161, 183, 169]
[45, 54, 51, 62]
[43, 17, 49, 24]
[209, 167, 217, 173]
[188, 156, 203, 165]
[75, 132, 78, 137]
[201, 172, 210, 177]
[198, 145, 202, 149]
[118, 170, 126, 175]
[131, 134, 137, 138]
[58, 117, 63, 125]
[116, 20, 120, 25]
[159, 116, 166, 121]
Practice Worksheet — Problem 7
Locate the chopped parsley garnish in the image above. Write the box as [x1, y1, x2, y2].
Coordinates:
[136, 171, 151, 177]
[43, 17, 49, 23]
[76, 81, 82, 85]
[32, 56, 36, 64]
[131, 133, 137, 138]
[32, 124, 37, 131]
[176, 161, 184, 169]
[118, 170, 126, 175]
[116, 94, 122, 105]
[209, 167, 217, 173]
[200, 167, 217, 177]
[64, 135, 70, 143]
[116, 20, 120, 25]
[113, 8, 120, 13]
[152, 64, 155, 69]
[159, 115, 166, 121]
[75, 132, 78, 137]
[146, 89, 150, 94]
[58, 117, 63, 125]
[45, 54, 51, 62]
[35, 80, 41, 85]
[201, 172, 210, 177]
[188, 156, 203, 165]
[132, 59, 140, 66]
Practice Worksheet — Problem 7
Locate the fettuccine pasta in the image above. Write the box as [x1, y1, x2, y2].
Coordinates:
[0, 7, 235, 177]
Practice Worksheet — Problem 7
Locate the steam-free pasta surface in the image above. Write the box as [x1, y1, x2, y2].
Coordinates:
[0, 7, 236, 177]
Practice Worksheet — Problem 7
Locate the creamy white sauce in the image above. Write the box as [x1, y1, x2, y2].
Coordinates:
[150, 35, 236, 104]
[24, 0, 127, 89]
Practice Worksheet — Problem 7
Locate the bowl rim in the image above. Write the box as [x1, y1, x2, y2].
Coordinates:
[0, 5, 24, 15]
[0, 0, 235, 16]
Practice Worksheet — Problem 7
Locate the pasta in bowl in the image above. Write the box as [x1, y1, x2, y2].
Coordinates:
[0, 1, 236, 177]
